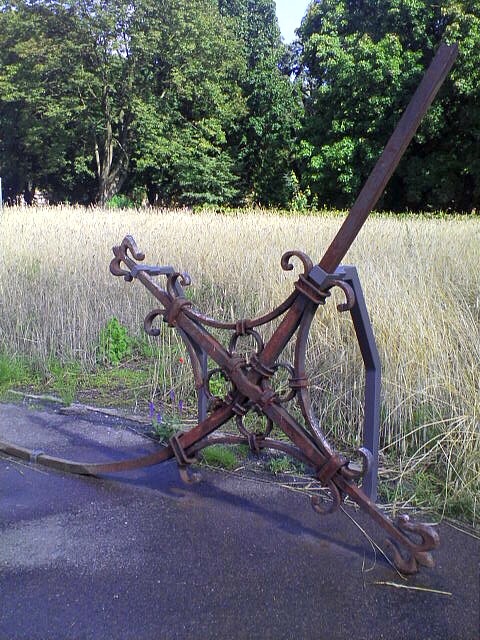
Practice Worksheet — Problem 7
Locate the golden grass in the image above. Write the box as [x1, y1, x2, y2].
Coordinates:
[0, 205, 478, 518]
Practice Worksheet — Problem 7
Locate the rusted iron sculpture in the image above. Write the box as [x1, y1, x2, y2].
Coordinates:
[0, 43, 458, 574]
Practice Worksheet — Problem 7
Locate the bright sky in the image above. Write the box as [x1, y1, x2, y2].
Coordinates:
[275, 0, 312, 43]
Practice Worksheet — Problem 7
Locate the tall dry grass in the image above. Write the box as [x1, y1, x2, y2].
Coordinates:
[0, 206, 478, 517]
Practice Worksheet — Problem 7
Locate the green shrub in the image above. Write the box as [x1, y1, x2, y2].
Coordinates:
[106, 194, 137, 209]
[98, 317, 133, 365]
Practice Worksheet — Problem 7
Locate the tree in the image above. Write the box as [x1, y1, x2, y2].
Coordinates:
[0, 2, 88, 203]
[295, 0, 480, 212]
[0, 0, 249, 205]
[131, 0, 247, 206]
[219, 0, 302, 207]
[0, 0, 143, 204]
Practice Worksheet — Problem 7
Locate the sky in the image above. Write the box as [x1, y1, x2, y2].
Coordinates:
[275, 0, 311, 43]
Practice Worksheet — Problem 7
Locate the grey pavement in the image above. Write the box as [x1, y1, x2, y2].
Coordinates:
[0, 401, 478, 640]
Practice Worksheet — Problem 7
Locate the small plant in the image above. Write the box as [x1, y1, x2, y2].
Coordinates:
[201, 445, 237, 470]
[267, 456, 295, 475]
[151, 416, 178, 441]
[208, 371, 229, 399]
[99, 317, 132, 365]
[148, 397, 185, 442]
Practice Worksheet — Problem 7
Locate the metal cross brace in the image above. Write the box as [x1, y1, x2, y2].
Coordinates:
[104, 238, 437, 575]
[176, 264, 381, 501]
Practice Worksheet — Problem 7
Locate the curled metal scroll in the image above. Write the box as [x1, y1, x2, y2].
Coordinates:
[229, 328, 264, 357]
[324, 279, 356, 312]
[110, 235, 145, 281]
[342, 447, 373, 482]
[281, 250, 314, 275]
[167, 272, 191, 297]
[264, 361, 296, 404]
[144, 308, 166, 336]
[385, 515, 440, 574]
[205, 368, 231, 402]
[311, 482, 343, 516]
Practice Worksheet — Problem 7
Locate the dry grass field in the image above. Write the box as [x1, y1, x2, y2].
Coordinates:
[0, 205, 478, 520]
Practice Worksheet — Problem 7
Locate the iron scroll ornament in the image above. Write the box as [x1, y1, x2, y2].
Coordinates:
[109, 235, 440, 574]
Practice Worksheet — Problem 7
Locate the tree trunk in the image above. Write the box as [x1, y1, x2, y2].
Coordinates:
[94, 90, 131, 207]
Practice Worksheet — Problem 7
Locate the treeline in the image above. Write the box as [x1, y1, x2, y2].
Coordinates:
[0, 0, 478, 212]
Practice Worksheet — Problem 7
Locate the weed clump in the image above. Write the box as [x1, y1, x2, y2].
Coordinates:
[99, 317, 132, 365]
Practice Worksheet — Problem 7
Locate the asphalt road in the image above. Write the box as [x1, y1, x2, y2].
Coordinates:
[1, 401, 478, 640]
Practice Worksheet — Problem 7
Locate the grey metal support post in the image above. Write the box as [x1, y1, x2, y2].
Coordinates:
[335, 266, 381, 501]
[169, 272, 208, 422]
[191, 343, 208, 422]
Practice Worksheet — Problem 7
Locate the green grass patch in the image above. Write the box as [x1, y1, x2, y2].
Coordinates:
[201, 445, 238, 470]
[0, 352, 39, 394]
[378, 469, 478, 524]
[45, 357, 81, 405]
[267, 456, 296, 475]
[98, 317, 133, 365]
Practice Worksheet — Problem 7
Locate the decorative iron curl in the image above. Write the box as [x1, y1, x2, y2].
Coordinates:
[385, 515, 440, 574]
[110, 235, 145, 281]
[311, 482, 343, 516]
[205, 368, 231, 403]
[229, 328, 264, 356]
[166, 272, 192, 298]
[235, 414, 274, 453]
[342, 447, 373, 482]
[259, 361, 296, 404]
[281, 250, 314, 275]
[324, 279, 356, 312]
[144, 308, 166, 336]
[169, 434, 202, 484]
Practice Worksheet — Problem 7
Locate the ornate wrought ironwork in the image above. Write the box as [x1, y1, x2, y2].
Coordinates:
[108, 233, 443, 573]
[0, 42, 458, 574]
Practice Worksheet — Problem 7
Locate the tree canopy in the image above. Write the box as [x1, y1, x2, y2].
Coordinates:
[0, 0, 477, 211]
[295, 0, 479, 212]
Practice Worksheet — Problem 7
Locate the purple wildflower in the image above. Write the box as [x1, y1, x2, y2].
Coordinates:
[148, 401, 155, 419]
[178, 399, 184, 415]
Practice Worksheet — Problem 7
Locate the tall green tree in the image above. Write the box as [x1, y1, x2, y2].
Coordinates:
[0, 0, 144, 204]
[0, 0, 248, 205]
[296, 0, 479, 212]
[0, 2, 86, 203]
[131, 0, 247, 206]
[219, 0, 302, 206]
